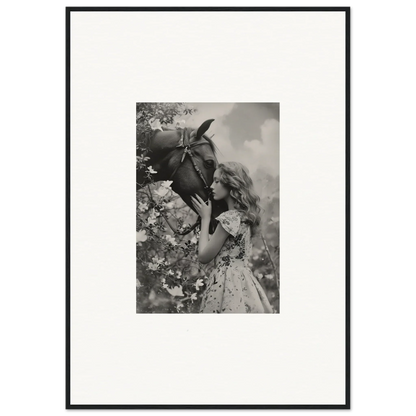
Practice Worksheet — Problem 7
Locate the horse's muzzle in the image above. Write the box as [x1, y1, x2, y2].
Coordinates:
[206, 187, 214, 202]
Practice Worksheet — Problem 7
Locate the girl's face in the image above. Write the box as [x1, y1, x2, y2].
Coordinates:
[210, 169, 229, 201]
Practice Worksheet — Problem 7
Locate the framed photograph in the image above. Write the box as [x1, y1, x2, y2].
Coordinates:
[67, 7, 350, 409]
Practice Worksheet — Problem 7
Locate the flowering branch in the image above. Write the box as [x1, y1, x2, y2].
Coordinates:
[260, 233, 279, 292]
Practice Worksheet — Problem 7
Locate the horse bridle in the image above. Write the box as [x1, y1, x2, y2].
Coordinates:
[169, 127, 213, 198]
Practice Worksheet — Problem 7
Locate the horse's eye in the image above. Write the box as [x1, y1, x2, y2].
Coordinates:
[204, 160, 215, 168]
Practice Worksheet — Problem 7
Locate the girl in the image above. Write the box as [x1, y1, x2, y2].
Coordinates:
[191, 161, 274, 313]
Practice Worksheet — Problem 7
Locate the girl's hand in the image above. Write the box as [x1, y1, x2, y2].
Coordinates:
[191, 194, 212, 220]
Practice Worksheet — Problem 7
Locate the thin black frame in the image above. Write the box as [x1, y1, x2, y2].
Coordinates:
[61, 2, 357, 415]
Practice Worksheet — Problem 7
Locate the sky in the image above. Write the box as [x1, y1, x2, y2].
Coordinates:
[180, 103, 280, 178]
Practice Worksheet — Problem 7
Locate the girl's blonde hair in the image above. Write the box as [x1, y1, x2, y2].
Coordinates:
[217, 162, 263, 236]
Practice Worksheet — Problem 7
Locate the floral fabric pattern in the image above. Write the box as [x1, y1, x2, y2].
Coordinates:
[215, 210, 241, 237]
[199, 210, 274, 313]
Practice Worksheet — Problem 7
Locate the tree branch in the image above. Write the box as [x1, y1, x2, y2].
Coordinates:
[260, 233, 279, 292]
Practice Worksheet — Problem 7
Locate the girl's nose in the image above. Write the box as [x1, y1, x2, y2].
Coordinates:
[210, 183, 215, 190]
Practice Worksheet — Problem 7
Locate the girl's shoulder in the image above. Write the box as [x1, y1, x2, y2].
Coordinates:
[216, 209, 241, 220]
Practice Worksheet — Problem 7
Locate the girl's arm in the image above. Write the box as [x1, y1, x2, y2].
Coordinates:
[191, 194, 229, 264]
[197, 218, 230, 264]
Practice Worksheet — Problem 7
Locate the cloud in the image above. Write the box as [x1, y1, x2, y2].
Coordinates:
[180, 103, 279, 178]
[242, 118, 279, 177]
[184, 103, 235, 128]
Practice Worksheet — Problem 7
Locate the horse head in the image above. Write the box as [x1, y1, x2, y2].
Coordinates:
[137, 119, 227, 233]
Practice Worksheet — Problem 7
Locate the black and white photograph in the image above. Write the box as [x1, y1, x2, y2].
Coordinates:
[136, 103, 279, 313]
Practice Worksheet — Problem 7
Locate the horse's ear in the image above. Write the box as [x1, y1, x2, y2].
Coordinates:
[195, 119, 215, 141]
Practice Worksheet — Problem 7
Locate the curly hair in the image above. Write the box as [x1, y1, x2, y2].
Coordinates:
[217, 162, 263, 237]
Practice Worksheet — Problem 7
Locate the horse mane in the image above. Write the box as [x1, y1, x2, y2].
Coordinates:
[137, 124, 219, 157]
[179, 125, 219, 157]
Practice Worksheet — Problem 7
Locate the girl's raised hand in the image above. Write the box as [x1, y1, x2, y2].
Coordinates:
[191, 194, 212, 220]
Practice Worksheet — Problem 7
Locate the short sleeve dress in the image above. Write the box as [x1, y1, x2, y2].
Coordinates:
[199, 209, 274, 313]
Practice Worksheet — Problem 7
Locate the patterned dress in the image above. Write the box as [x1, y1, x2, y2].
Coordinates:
[199, 210, 274, 313]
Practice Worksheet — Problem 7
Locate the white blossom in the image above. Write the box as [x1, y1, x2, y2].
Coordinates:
[152, 256, 165, 265]
[146, 166, 157, 174]
[149, 208, 160, 218]
[147, 217, 156, 226]
[149, 118, 163, 131]
[165, 235, 178, 246]
[154, 186, 170, 198]
[194, 279, 204, 291]
[138, 202, 148, 212]
[165, 285, 184, 297]
[147, 263, 158, 271]
[136, 229, 148, 243]
[161, 180, 173, 189]
[178, 223, 191, 233]
[164, 201, 175, 210]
